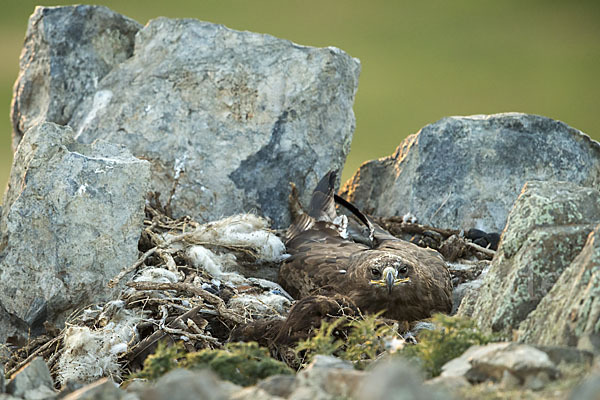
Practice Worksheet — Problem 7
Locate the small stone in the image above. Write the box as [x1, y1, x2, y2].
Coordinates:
[23, 385, 57, 400]
[230, 386, 281, 400]
[523, 371, 551, 391]
[305, 355, 354, 370]
[357, 358, 448, 400]
[139, 369, 230, 400]
[568, 373, 600, 400]
[6, 358, 54, 398]
[500, 370, 520, 389]
[256, 374, 297, 398]
[62, 378, 124, 400]
[425, 375, 471, 391]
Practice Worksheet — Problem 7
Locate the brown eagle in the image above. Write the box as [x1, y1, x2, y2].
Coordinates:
[278, 170, 452, 323]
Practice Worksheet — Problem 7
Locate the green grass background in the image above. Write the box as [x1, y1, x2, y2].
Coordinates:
[1, 1, 599, 197]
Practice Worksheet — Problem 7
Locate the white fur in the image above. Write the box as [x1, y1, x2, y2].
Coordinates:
[57, 308, 142, 384]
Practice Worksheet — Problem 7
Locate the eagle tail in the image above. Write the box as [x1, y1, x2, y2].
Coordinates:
[287, 170, 337, 241]
[307, 170, 338, 221]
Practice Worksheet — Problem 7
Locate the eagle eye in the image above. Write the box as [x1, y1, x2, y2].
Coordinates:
[399, 266, 408, 274]
[371, 268, 380, 276]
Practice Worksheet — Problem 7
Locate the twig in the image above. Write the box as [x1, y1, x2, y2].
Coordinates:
[126, 281, 244, 324]
[108, 231, 198, 288]
[465, 241, 496, 258]
[6, 334, 63, 377]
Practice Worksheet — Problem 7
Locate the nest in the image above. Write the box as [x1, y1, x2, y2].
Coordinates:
[2, 194, 496, 387]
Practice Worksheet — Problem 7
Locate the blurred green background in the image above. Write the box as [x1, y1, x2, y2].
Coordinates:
[1, 1, 599, 198]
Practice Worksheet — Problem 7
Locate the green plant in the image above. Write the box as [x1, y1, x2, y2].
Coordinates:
[342, 313, 391, 369]
[132, 341, 184, 381]
[184, 342, 293, 386]
[294, 314, 393, 369]
[131, 341, 293, 386]
[295, 317, 346, 364]
[399, 313, 495, 377]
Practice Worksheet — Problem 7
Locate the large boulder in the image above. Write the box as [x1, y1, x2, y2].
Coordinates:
[11, 5, 141, 149]
[457, 181, 600, 337]
[0, 122, 149, 342]
[10, 6, 361, 227]
[341, 113, 600, 233]
[519, 224, 600, 353]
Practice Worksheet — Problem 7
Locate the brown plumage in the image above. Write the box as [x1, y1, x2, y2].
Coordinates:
[229, 171, 452, 348]
[278, 170, 452, 323]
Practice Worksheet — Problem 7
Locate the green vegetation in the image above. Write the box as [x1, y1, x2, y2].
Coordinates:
[295, 314, 392, 369]
[132, 341, 293, 386]
[295, 313, 495, 376]
[398, 313, 495, 378]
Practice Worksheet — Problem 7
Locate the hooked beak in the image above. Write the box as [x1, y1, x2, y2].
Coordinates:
[383, 266, 396, 295]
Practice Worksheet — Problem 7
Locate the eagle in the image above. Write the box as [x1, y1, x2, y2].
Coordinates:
[229, 171, 452, 348]
[278, 170, 452, 323]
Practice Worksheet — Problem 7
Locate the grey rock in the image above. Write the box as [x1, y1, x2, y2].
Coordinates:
[62, 378, 124, 400]
[357, 358, 448, 400]
[11, 5, 141, 150]
[448, 261, 490, 314]
[1, 364, 4, 393]
[65, 15, 359, 227]
[230, 387, 283, 400]
[22, 385, 58, 400]
[531, 346, 594, 366]
[139, 369, 231, 400]
[569, 373, 600, 400]
[256, 374, 297, 398]
[0, 122, 149, 341]
[519, 224, 600, 351]
[288, 356, 365, 400]
[6, 358, 54, 398]
[306, 355, 354, 370]
[442, 342, 558, 388]
[341, 113, 600, 233]
[457, 181, 600, 336]
[424, 375, 470, 391]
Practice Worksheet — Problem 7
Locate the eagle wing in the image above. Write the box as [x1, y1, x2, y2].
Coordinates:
[279, 222, 370, 299]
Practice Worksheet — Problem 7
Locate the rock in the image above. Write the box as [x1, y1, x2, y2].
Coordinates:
[357, 358, 448, 400]
[569, 373, 600, 400]
[305, 355, 354, 370]
[0, 122, 149, 342]
[6, 358, 54, 399]
[1, 364, 4, 393]
[447, 261, 490, 314]
[531, 346, 594, 367]
[441, 342, 559, 388]
[138, 369, 234, 400]
[518, 224, 600, 352]
[424, 375, 470, 392]
[230, 386, 283, 400]
[256, 374, 297, 398]
[22, 386, 58, 400]
[62, 378, 125, 400]
[287, 355, 365, 400]
[11, 5, 141, 149]
[47, 13, 362, 228]
[341, 113, 600, 233]
[457, 181, 600, 336]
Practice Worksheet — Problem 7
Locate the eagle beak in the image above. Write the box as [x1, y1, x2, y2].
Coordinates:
[383, 267, 397, 295]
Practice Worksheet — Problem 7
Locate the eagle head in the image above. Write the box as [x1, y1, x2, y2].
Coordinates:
[363, 254, 412, 295]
